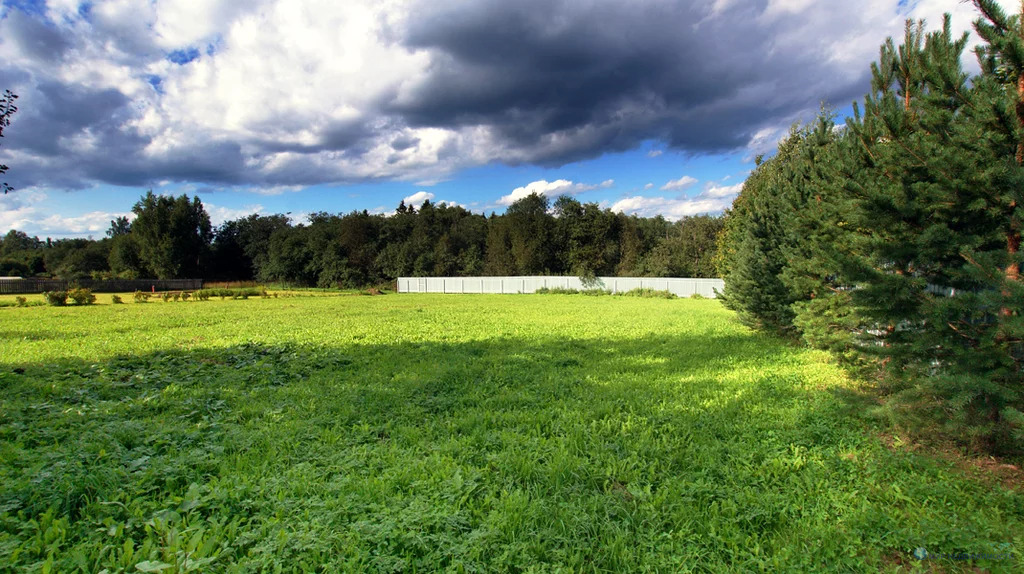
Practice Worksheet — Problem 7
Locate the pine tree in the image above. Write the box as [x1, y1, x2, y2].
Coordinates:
[717, 128, 808, 336]
[835, 12, 1022, 450]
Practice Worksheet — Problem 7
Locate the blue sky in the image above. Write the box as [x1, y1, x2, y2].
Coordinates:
[0, 0, 1004, 238]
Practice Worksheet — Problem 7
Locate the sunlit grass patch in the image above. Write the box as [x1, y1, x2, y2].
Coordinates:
[0, 295, 1020, 571]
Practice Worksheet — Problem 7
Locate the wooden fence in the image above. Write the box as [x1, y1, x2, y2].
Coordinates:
[0, 279, 203, 294]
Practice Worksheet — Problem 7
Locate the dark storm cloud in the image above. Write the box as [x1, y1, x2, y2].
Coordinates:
[389, 0, 865, 162]
[0, 0, 902, 191]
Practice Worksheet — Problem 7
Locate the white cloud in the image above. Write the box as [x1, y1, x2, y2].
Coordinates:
[205, 203, 264, 226]
[0, 188, 135, 238]
[644, 183, 654, 190]
[660, 175, 698, 191]
[610, 195, 735, 220]
[497, 178, 609, 206]
[611, 178, 745, 220]
[647, 150, 663, 157]
[403, 190, 435, 207]
[702, 182, 743, 198]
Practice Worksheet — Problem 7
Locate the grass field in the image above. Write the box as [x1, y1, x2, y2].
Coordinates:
[0, 295, 1021, 572]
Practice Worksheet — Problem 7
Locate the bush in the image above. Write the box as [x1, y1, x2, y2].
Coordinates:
[162, 292, 172, 302]
[536, 287, 580, 295]
[622, 288, 677, 299]
[43, 291, 68, 306]
[172, 292, 181, 302]
[690, 293, 706, 300]
[181, 291, 191, 301]
[111, 295, 124, 304]
[68, 287, 96, 305]
[15, 296, 27, 307]
[133, 290, 150, 303]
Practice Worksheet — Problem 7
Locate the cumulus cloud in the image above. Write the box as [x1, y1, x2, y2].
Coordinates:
[205, 203, 265, 226]
[702, 182, 743, 198]
[0, 0, 1009, 194]
[403, 190, 435, 207]
[497, 178, 612, 206]
[661, 175, 698, 191]
[610, 195, 735, 220]
[612, 178, 745, 220]
[0, 188, 133, 237]
[647, 150, 663, 158]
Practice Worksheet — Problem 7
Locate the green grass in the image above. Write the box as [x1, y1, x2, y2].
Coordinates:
[0, 295, 1020, 572]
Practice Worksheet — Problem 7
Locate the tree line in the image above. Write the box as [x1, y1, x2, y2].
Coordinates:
[717, 2, 1022, 453]
[0, 191, 723, 284]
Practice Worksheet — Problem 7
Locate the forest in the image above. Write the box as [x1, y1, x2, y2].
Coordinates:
[0, 191, 723, 286]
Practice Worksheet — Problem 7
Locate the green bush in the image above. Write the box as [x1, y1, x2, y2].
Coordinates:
[15, 296, 27, 307]
[133, 290, 150, 303]
[181, 291, 191, 301]
[111, 294, 124, 304]
[536, 287, 580, 294]
[690, 293, 706, 300]
[43, 291, 68, 306]
[172, 292, 181, 302]
[68, 287, 96, 305]
[622, 288, 677, 299]
[161, 292, 172, 302]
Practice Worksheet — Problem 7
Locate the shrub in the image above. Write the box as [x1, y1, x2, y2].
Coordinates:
[172, 292, 181, 302]
[690, 293, 706, 300]
[111, 295, 124, 304]
[622, 288, 677, 299]
[162, 292, 172, 302]
[43, 290, 68, 306]
[68, 287, 96, 305]
[15, 296, 27, 307]
[536, 287, 580, 295]
[133, 290, 150, 303]
[181, 291, 191, 301]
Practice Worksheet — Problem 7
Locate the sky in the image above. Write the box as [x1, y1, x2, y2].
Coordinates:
[0, 0, 1011, 239]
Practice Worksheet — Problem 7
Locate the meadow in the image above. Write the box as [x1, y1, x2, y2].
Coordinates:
[0, 294, 1021, 572]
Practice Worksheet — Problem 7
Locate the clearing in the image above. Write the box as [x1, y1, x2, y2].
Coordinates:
[0, 294, 1020, 571]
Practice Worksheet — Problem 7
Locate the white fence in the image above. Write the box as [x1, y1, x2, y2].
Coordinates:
[397, 276, 724, 298]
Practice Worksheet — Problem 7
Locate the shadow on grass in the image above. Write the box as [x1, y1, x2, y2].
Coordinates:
[0, 332, 1020, 572]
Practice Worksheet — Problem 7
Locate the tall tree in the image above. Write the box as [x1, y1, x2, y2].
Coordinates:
[130, 191, 213, 279]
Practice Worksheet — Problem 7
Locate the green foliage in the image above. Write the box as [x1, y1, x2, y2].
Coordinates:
[133, 290, 151, 303]
[42, 290, 68, 306]
[14, 295, 26, 307]
[714, 9, 1024, 453]
[67, 286, 96, 305]
[621, 287, 677, 299]
[131, 191, 212, 279]
[111, 294, 124, 304]
[0, 296, 1021, 571]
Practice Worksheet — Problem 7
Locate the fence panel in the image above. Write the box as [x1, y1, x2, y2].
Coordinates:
[396, 276, 724, 298]
[0, 278, 203, 294]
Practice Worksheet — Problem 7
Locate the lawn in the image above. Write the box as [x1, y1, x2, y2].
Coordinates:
[0, 294, 1020, 572]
